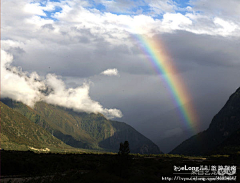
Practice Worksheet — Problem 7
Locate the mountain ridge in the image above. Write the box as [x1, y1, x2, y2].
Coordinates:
[1, 98, 161, 154]
[171, 87, 240, 155]
[0, 101, 73, 152]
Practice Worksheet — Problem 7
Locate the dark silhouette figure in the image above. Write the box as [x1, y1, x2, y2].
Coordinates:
[118, 141, 130, 156]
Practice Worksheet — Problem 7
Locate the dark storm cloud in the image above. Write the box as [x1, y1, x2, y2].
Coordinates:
[157, 31, 240, 69]
[7, 47, 25, 56]
[72, 30, 240, 78]
[14, 34, 151, 78]
[19, 29, 238, 80]
[42, 24, 55, 30]
[71, 27, 93, 35]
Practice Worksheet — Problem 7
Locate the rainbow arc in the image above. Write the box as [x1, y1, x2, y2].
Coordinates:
[134, 34, 198, 133]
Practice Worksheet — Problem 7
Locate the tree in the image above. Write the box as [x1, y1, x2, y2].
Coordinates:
[118, 141, 130, 156]
[117, 141, 131, 178]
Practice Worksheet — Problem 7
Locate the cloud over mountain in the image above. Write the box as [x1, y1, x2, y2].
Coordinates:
[1, 50, 122, 119]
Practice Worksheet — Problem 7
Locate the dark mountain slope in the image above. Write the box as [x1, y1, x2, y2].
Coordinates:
[171, 87, 240, 155]
[0, 101, 71, 151]
[99, 120, 160, 154]
[211, 127, 240, 155]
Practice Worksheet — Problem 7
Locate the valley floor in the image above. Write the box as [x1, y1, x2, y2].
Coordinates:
[1, 150, 240, 183]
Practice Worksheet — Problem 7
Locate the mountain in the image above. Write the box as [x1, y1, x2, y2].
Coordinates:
[2, 99, 161, 154]
[0, 101, 72, 152]
[171, 87, 240, 155]
[156, 131, 191, 153]
[211, 127, 240, 155]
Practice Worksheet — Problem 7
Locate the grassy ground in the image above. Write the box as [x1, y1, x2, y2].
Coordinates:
[1, 150, 240, 183]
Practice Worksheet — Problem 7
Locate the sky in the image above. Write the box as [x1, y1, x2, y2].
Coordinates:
[2, 0, 240, 153]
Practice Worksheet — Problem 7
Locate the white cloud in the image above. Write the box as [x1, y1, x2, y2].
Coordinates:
[1, 50, 45, 107]
[1, 50, 122, 119]
[26, 15, 54, 27]
[186, 6, 192, 11]
[147, 0, 178, 15]
[101, 68, 119, 76]
[44, 74, 122, 118]
[162, 13, 192, 30]
[96, 0, 135, 13]
[189, 0, 240, 20]
[214, 18, 237, 36]
[24, 3, 46, 16]
[3, 0, 240, 53]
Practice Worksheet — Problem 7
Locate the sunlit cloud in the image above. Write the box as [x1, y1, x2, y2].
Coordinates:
[101, 68, 119, 76]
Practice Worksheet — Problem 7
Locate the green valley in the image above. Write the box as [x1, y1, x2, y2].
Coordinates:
[1, 99, 161, 154]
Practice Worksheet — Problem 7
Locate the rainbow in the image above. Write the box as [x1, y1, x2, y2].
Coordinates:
[134, 34, 198, 132]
